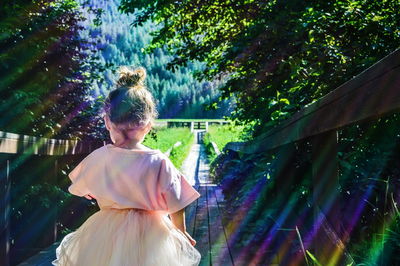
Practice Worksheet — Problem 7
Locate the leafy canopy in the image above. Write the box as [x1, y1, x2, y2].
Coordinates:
[0, 0, 104, 140]
[119, 0, 400, 137]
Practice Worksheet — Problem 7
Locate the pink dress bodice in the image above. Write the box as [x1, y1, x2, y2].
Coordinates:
[68, 144, 200, 214]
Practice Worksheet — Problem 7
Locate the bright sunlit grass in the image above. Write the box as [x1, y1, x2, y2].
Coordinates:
[143, 127, 194, 169]
[203, 124, 246, 162]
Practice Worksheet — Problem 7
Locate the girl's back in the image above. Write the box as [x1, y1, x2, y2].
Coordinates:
[52, 66, 201, 266]
[68, 143, 199, 214]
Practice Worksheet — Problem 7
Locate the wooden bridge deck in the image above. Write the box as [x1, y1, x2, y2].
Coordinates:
[19, 131, 235, 266]
[185, 143, 234, 266]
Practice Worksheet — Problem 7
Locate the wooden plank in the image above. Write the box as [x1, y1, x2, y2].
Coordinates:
[0, 131, 106, 155]
[51, 158, 59, 243]
[207, 185, 234, 266]
[311, 130, 340, 229]
[0, 157, 11, 266]
[273, 48, 400, 128]
[193, 185, 210, 266]
[225, 49, 400, 154]
[185, 187, 199, 236]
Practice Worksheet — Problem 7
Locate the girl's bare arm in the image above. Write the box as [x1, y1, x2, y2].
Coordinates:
[169, 208, 197, 246]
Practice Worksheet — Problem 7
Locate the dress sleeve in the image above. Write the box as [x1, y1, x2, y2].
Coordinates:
[68, 157, 91, 197]
[158, 156, 201, 214]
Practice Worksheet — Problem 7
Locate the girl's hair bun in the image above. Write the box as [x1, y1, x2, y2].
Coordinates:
[116, 66, 146, 90]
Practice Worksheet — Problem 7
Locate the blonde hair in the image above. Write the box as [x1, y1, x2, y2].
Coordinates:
[103, 66, 158, 137]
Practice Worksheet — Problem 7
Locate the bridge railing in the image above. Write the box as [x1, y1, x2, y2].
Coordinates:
[0, 133, 106, 266]
[224, 48, 400, 264]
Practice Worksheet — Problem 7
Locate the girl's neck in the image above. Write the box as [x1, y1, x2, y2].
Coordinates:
[113, 139, 144, 150]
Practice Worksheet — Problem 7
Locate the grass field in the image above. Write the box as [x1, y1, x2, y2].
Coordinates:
[143, 127, 194, 169]
[168, 133, 195, 170]
[203, 124, 246, 162]
[142, 122, 242, 169]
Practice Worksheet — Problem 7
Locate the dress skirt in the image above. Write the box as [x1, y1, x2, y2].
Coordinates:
[52, 208, 201, 266]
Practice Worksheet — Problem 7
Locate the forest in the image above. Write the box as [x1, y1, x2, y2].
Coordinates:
[79, 0, 233, 120]
[0, 0, 233, 141]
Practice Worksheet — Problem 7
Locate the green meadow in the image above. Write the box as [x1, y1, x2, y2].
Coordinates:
[143, 127, 194, 169]
[143, 123, 245, 168]
[203, 124, 246, 162]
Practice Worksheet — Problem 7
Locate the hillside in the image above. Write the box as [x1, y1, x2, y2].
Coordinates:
[79, 0, 234, 119]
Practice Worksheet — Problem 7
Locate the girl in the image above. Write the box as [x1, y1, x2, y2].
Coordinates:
[52, 66, 201, 265]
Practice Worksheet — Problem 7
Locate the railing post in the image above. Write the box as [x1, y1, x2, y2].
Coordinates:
[53, 158, 59, 242]
[311, 130, 342, 264]
[0, 158, 10, 266]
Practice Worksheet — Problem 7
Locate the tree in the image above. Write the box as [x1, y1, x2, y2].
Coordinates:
[119, 0, 400, 137]
[0, 0, 105, 141]
[80, 0, 232, 119]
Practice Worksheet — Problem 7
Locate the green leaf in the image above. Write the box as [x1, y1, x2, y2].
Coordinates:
[279, 98, 290, 105]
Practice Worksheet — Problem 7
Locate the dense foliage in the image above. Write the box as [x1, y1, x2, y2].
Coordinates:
[210, 113, 400, 264]
[0, 0, 104, 140]
[81, 0, 233, 119]
[119, 0, 400, 137]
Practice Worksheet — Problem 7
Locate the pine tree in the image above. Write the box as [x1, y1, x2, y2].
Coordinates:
[80, 0, 233, 119]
